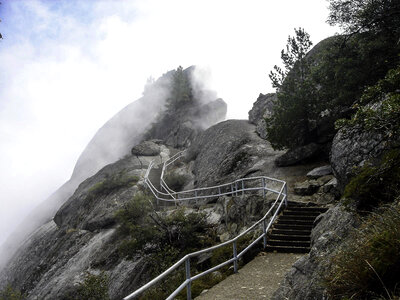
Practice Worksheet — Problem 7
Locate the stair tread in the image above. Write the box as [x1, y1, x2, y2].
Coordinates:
[265, 245, 310, 253]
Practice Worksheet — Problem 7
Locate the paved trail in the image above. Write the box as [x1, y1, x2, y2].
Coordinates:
[195, 252, 303, 300]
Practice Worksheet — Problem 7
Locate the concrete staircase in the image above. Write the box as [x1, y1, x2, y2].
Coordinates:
[266, 201, 328, 253]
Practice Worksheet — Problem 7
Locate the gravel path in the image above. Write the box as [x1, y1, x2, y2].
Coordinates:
[195, 252, 303, 300]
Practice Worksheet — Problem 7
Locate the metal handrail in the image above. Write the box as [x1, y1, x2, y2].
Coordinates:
[124, 154, 288, 300]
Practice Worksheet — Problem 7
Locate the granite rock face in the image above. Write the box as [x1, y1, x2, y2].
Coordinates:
[131, 140, 162, 156]
[187, 120, 285, 187]
[248, 93, 277, 139]
[275, 143, 321, 167]
[330, 126, 389, 192]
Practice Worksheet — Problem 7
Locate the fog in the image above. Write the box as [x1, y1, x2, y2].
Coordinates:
[0, 0, 338, 264]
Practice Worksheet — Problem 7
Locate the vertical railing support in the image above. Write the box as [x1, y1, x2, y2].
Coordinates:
[284, 183, 288, 207]
[262, 178, 266, 198]
[241, 180, 244, 197]
[263, 219, 267, 249]
[218, 187, 221, 195]
[233, 240, 238, 273]
[185, 258, 192, 300]
[235, 181, 238, 196]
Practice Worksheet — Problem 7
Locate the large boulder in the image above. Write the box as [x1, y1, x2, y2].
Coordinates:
[275, 143, 321, 167]
[330, 126, 389, 192]
[306, 165, 332, 179]
[187, 120, 285, 187]
[248, 93, 276, 139]
[131, 140, 162, 156]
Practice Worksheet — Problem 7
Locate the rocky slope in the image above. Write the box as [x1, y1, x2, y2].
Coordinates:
[1, 53, 392, 299]
[0, 66, 226, 272]
[0, 103, 336, 300]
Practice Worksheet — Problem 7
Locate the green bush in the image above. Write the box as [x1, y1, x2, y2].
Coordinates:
[326, 204, 400, 299]
[343, 149, 400, 210]
[0, 285, 23, 300]
[115, 194, 221, 299]
[75, 272, 109, 300]
[87, 172, 139, 201]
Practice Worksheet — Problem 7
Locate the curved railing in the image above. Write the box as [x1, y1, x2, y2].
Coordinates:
[124, 152, 288, 300]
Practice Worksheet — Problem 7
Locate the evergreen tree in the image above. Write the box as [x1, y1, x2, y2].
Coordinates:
[166, 66, 194, 110]
[267, 28, 316, 150]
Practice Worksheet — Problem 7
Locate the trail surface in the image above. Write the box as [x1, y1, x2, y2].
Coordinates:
[195, 252, 303, 300]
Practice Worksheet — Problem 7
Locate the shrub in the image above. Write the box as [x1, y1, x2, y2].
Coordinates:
[115, 195, 220, 299]
[0, 285, 23, 300]
[326, 204, 400, 299]
[87, 172, 139, 201]
[117, 201, 216, 263]
[75, 272, 109, 300]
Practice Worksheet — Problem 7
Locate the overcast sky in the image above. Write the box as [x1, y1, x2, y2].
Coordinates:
[0, 0, 338, 247]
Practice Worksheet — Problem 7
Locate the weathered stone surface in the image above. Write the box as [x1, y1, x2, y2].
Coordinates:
[306, 165, 332, 179]
[131, 140, 161, 156]
[54, 145, 170, 231]
[330, 126, 388, 192]
[272, 205, 359, 300]
[294, 180, 320, 196]
[322, 177, 338, 194]
[275, 143, 321, 167]
[248, 93, 277, 139]
[187, 120, 284, 187]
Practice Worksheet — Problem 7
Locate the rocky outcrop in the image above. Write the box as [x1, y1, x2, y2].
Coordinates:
[187, 120, 284, 187]
[144, 98, 227, 149]
[54, 145, 169, 231]
[272, 205, 359, 300]
[248, 93, 276, 139]
[330, 126, 389, 192]
[131, 140, 162, 156]
[275, 143, 321, 167]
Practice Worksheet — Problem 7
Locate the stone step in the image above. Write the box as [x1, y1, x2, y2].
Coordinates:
[268, 234, 310, 242]
[273, 223, 313, 231]
[283, 210, 322, 217]
[286, 207, 328, 213]
[267, 239, 310, 248]
[265, 245, 310, 254]
[271, 229, 311, 236]
[286, 201, 309, 207]
[279, 215, 316, 222]
[276, 219, 314, 226]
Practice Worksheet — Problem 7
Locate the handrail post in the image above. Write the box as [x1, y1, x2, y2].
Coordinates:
[231, 184, 234, 196]
[235, 181, 238, 196]
[241, 180, 244, 197]
[185, 257, 192, 300]
[263, 219, 267, 249]
[262, 178, 265, 198]
[233, 241, 238, 273]
[218, 187, 221, 195]
[284, 183, 288, 207]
